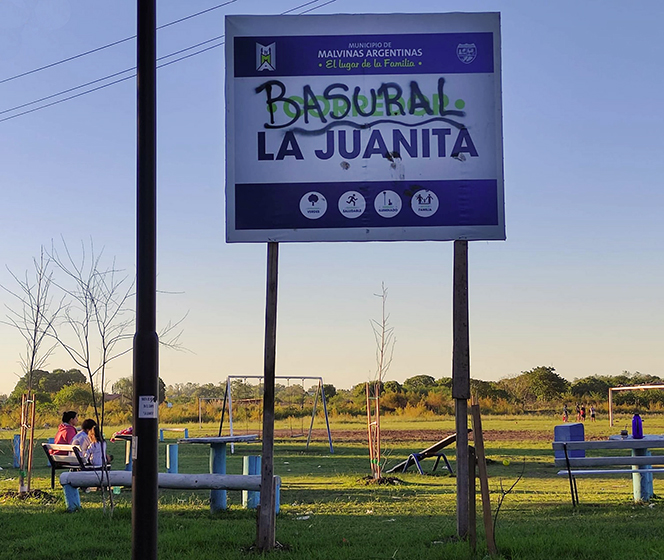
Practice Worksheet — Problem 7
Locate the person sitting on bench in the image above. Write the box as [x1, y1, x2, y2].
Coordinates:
[86, 425, 111, 466]
[71, 418, 96, 457]
[53, 411, 78, 454]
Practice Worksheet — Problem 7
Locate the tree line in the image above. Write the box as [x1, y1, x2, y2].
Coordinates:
[2, 365, 663, 427]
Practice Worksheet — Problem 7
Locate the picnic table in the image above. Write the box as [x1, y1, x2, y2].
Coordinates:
[607, 434, 664, 501]
[178, 435, 258, 510]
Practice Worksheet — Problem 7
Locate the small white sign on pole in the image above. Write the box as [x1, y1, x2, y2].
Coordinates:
[226, 13, 504, 243]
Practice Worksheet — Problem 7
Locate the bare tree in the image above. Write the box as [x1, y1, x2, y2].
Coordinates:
[2, 248, 62, 493]
[372, 283, 396, 384]
[46, 239, 187, 511]
[367, 283, 396, 479]
[48, 239, 135, 511]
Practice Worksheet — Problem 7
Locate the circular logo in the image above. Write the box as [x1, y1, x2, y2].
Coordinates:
[411, 189, 439, 218]
[338, 191, 366, 219]
[374, 190, 402, 218]
[299, 192, 327, 220]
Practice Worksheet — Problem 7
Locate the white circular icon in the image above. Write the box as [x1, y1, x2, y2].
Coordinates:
[338, 191, 366, 219]
[299, 192, 327, 220]
[374, 190, 402, 218]
[411, 189, 439, 217]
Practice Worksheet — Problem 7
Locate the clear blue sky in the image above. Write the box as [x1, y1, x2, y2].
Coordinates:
[1, 0, 662, 396]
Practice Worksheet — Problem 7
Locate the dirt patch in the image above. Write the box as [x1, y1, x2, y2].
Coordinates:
[280, 428, 554, 444]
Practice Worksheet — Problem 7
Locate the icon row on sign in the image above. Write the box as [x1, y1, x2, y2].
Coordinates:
[299, 190, 439, 220]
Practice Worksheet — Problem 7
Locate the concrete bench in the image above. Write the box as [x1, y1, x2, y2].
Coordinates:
[59, 470, 280, 514]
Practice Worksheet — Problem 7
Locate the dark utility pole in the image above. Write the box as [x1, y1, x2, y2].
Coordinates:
[132, 1, 159, 559]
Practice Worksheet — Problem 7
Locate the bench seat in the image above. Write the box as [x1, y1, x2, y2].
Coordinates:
[42, 443, 110, 489]
[554, 455, 664, 468]
[557, 468, 664, 476]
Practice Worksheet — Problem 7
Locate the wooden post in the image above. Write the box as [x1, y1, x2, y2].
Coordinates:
[470, 401, 498, 557]
[375, 382, 381, 478]
[26, 393, 36, 490]
[453, 240, 470, 538]
[19, 393, 27, 493]
[468, 445, 477, 553]
[257, 242, 279, 551]
[366, 383, 373, 476]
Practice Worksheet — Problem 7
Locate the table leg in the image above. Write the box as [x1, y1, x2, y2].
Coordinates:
[210, 443, 227, 512]
[632, 448, 653, 502]
[125, 440, 133, 472]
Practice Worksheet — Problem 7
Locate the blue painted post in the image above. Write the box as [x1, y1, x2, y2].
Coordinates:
[12, 435, 20, 468]
[159, 429, 164, 441]
[167, 444, 179, 473]
[243, 455, 261, 509]
[209, 442, 227, 512]
[62, 484, 81, 511]
[275, 477, 281, 515]
[125, 439, 133, 472]
[183, 428, 189, 438]
[632, 448, 654, 502]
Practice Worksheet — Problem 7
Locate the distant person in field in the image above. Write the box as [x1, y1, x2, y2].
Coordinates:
[590, 405, 596, 422]
[580, 405, 586, 422]
[71, 418, 96, 457]
[85, 425, 111, 466]
[575, 403, 581, 421]
[562, 404, 569, 422]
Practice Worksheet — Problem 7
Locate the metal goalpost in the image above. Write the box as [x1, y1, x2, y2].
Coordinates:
[219, 375, 334, 453]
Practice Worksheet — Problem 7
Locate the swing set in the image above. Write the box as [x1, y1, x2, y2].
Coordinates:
[218, 375, 334, 453]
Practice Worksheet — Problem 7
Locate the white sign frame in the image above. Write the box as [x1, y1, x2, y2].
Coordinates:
[226, 13, 504, 243]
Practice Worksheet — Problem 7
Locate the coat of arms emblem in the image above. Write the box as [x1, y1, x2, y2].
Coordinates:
[456, 43, 477, 64]
[256, 43, 276, 71]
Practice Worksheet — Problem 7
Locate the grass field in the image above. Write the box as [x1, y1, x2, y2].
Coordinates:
[1, 413, 663, 559]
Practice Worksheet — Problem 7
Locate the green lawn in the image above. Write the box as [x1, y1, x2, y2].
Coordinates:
[1, 415, 663, 559]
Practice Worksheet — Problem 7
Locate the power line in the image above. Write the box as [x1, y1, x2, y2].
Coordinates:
[0, 40, 227, 123]
[0, 0, 337, 124]
[0, 0, 238, 85]
[299, 0, 337, 14]
[281, 0, 327, 15]
[0, 34, 226, 117]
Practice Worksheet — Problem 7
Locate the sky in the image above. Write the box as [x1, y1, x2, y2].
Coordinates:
[0, 0, 662, 396]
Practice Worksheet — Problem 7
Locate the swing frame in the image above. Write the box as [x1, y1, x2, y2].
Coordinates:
[219, 375, 334, 453]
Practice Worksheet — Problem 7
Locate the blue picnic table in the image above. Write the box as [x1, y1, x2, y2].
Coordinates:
[178, 435, 259, 511]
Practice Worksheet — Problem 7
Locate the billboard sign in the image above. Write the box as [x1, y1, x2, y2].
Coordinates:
[226, 13, 504, 242]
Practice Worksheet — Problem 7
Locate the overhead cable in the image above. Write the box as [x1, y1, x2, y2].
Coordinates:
[0, 0, 337, 123]
[0, 0, 238, 85]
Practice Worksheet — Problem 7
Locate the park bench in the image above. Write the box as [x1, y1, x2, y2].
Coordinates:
[552, 438, 664, 505]
[41, 443, 111, 490]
